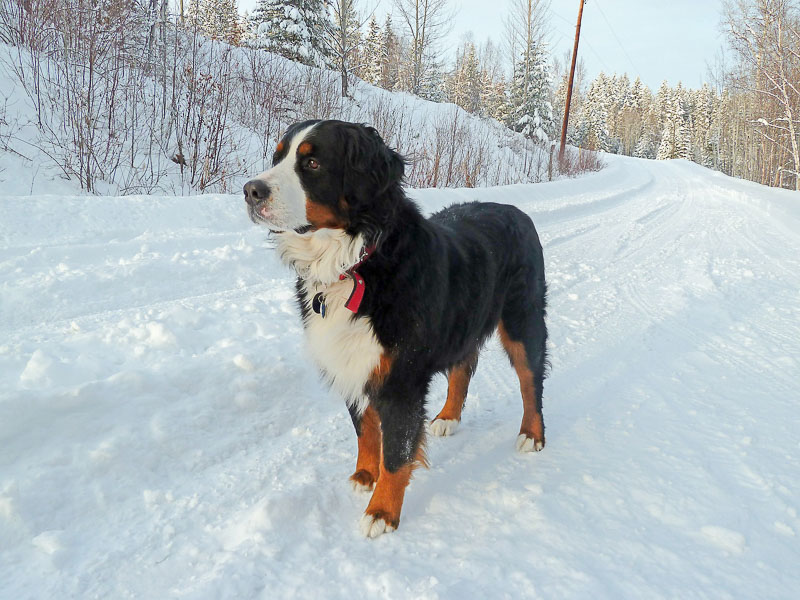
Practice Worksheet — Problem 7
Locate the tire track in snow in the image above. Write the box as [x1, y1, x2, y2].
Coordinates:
[4, 158, 800, 599]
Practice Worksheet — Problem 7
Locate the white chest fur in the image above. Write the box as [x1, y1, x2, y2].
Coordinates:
[275, 229, 382, 416]
[301, 279, 382, 416]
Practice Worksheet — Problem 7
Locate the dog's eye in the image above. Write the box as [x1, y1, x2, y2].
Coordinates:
[307, 158, 319, 170]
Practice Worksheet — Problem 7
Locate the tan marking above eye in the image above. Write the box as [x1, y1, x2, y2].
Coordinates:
[276, 140, 284, 153]
[298, 142, 313, 156]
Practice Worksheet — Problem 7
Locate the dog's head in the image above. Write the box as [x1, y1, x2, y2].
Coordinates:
[244, 120, 405, 235]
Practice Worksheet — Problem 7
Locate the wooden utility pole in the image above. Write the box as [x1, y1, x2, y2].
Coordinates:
[559, 0, 586, 160]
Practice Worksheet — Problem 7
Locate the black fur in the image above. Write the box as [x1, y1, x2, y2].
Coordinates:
[277, 120, 548, 474]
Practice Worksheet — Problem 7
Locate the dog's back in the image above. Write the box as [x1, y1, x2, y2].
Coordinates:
[429, 201, 546, 301]
[420, 201, 547, 369]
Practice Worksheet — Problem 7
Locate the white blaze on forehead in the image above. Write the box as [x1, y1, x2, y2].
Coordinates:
[251, 123, 318, 230]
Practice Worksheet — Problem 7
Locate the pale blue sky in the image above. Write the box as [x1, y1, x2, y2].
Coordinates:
[546, 0, 724, 89]
[238, 0, 725, 90]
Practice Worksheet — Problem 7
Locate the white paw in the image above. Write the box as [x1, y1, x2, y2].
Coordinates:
[350, 479, 374, 493]
[516, 434, 544, 453]
[429, 418, 459, 437]
[359, 514, 396, 538]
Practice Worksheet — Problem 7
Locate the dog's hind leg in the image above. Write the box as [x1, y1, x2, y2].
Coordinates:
[498, 314, 547, 453]
[429, 351, 478, 437]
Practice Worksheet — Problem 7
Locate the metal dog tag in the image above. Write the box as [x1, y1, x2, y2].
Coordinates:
[312, 292, 326, 318]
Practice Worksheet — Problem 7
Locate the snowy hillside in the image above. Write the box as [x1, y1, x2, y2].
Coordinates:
[1, 157, 799, 598]
[0, 36, 585, 197]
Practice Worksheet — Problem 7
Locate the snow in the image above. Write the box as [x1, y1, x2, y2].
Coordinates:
[2, 156, 800, 598]
[0, 39, 569, 197]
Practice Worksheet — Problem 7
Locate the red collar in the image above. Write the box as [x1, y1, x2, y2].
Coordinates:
[339, 244, 376, 313]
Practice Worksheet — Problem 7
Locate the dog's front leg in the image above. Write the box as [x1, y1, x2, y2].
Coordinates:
[348, 402, 381, 492]
[359, 377, 428, 538]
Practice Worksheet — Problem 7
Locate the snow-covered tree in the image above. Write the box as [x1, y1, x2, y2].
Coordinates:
[616, 76, 649, 155]
[633, 131, 657, 159]
[360, 16, 382, 86]
[446, 41, 483, 114]
[604, 73, 629, 151]
[578, 72, 612, 151]
[507, 39, 553, 143]
[379, 14, 400, 90]
[419, 57, 446, 102]
[248, 0, 327, 65]
[482, 76, 509, 123]
[656, 83, 693, 161]
[188, 0, 243, 45]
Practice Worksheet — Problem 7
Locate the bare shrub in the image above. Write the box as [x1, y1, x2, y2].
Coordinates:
[297, 67, 346, 121]
[168, 34, 249, 192]
[0, 0, 166, 191]
[0, 1, 605, 194]
[412, 106, 489, 188]
[0, 95, 13, 152]
[233, 49, 299, 172]
[557, 146, 605, 177]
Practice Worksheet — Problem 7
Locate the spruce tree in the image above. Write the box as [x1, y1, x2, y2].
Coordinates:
[419, 57, 445, 102]
[446, 42, 482, 113]
[692, 84, 717, 167]
[362, 16, 382, 86]
[630, 77, 647, 111]
[482, 76, 508, 123]
[656, 86, 679, 160]
[656, 84, 694, 161]
[581, 72, 611, 151]
[461, 44, 483, 114]
[187, 0, 242, 44]
[379, 14, 399, 90]
[248, 0, 326, 65]
[248, 0, 270, 33]
[634, 132, 657, 159]
[507, 39, 554, 143]
[606, 74, 629, 152]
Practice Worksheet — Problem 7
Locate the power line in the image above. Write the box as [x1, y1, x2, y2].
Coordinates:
[550, 23, 613, 75]
[550, 8, 574, 26]
[593, 0, 643, 79]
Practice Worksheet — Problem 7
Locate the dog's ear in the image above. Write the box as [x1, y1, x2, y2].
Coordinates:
[381, 143, 405, 193]
[342, 124, 405, 197]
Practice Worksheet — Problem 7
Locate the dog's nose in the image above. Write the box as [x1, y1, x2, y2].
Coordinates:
[243, 179, 271, 206]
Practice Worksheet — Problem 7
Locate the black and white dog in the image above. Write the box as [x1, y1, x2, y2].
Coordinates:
[244, 120, 548, 538]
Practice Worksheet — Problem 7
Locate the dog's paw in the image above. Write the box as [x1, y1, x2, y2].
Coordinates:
[429, 418, 459, 437]
[349, 470, 376, 493]
[516, 434, 545, 453]
[359, 512, 397, 538]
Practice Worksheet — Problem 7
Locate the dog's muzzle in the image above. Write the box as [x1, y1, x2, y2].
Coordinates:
[243, 179, 274, 226]
[243, 179, 271, 207]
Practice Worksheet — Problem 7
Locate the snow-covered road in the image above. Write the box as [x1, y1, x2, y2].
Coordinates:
[1, 157, 799, 598]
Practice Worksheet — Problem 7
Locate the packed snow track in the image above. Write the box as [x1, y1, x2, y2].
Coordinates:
[1, 156, 799, 599]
